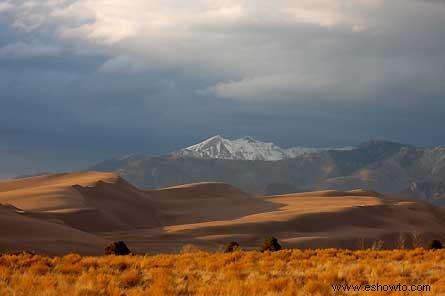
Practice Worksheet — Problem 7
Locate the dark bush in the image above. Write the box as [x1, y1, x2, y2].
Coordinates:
[260, 237, 282, 252]
[104, 241, 132, 255]
[427, 240, 443, 250]
[224, 241, 240, 253]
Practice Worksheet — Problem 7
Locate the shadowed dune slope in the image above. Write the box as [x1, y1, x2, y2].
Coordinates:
[2, 173, 445, 254]
[106, 188, 445, 253]
[0, 204, 108, 255]
[0, 171, 161, 232]
[146, 182, 279, 225]
[160, 190, 445, 250]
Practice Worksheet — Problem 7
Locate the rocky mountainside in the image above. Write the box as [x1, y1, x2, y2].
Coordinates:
[92, 139, 445, 205]
[173, 135, 351, 161]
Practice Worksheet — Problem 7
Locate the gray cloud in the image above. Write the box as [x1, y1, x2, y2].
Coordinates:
[0, 0, 445, 177]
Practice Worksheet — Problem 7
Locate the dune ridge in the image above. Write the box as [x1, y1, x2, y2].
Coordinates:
[0, 204, 107, 255]
[1, 172, 445, 254]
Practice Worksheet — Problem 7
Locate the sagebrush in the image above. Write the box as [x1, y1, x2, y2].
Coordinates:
[0, 249, 444, 295]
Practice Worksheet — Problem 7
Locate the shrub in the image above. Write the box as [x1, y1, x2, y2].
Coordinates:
[371, 240, 385, 250]
[410, 231, 423, 248]
[260, 237, 282, 252]
[396, 233, 406, 249]
[224, 242, 240, 253]
[427, 240, 443, 250]
[104, 241, 132, 256]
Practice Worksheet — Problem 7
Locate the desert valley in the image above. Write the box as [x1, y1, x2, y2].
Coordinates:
[1, 168, 445, 255]
[2, 0, 445, 294]
[1, 169, 445, 295]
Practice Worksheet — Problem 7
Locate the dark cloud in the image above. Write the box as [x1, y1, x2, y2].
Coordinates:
[0, 0, 444, 177]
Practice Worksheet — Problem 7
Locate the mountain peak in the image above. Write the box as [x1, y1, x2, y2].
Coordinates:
[199, 135, 224, 145]
[207, 134, 223, 141]
[241, 136, 258, 142]
[172, 135, 350, 161]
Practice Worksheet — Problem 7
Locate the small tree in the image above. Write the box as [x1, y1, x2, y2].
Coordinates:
[411, 231, 423, 249]
[357, 237, 366, 250]
[427, 240, 443, 250]
[224, 242, 240, 253]
[260, 237, 282, 252]
[396, 233, 406, 250]
[371, 240, 384, 250]
[104, 241, 132, 256]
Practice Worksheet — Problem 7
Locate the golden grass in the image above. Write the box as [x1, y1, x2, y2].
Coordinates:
[0, 249, 444, 295]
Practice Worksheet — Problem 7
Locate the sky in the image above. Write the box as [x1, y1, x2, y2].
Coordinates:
[0, 0, 445, 177]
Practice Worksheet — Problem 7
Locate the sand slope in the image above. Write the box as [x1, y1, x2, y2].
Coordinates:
[0, 171, 161, 232]
[2, 172, 445, 254]
[0, 172, 117, 211]
[0, 204, 107, 255]
[0, 172, 162, 255]
[161, 190, 445, 250]
[146, 182, 278, 225]
[106, 188, 445, 253]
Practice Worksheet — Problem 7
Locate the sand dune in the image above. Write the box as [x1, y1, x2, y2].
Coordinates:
[0, 171, 117, 211]
[1, 172, 445, 254]
[0, 204, 107, 255]
[0, 171, 161, 234]
[105, 186, 445, 253]
[146, 182, 278, 225]
[156, 191, 445, 250]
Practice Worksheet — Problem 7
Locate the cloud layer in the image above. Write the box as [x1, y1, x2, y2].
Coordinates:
[3, 0, 445, 101]
[1, 0, 445, 176]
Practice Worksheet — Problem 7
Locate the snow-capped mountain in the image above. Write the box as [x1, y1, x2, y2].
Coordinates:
[173, 135, 351, 161]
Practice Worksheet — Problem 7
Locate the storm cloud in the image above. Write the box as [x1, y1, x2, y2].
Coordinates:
[0, 0, 445, 177]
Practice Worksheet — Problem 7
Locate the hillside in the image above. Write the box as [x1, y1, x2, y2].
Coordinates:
[103, 187, 445, 253]
[0, 204, 108, 255]
[0, 172, 163, 254]
[162, 190, 445, 250]
[93, 140, 445, 205]
[0, 171, 161, 232]
[1, 172, 445, 255]
[146, 182, 274, 225]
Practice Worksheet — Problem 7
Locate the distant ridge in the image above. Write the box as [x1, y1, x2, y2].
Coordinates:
[172, 135, 352, 161]
[91, 139, 445, 205]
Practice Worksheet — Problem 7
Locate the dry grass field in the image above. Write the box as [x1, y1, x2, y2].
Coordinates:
[0, 249, 444, 296]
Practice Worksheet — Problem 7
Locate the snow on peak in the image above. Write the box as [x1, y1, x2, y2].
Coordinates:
[173, 135, 351, 161]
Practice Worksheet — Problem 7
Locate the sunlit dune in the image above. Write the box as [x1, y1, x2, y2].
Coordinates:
[107, 186, 445, 253]
[0, 171, 117, 211]
[155, 189, 445, 251]
[1, 172, 445, 255]
[0, 172, 161, 254]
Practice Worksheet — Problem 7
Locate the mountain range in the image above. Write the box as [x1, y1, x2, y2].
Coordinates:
[92, 136, 445, 205]
[173, 135, 351, 161]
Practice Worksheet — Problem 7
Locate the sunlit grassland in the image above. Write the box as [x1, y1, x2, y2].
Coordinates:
[0, 249, 444, 295]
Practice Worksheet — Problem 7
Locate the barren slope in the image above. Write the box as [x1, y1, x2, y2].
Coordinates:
[106, 188, 445, 253]
[0, 204, 108, 255]
[146, 182, 277, 225]
[2, 173, 445, 255]
[165, 190, 445, 249]
[0, 171, 161, 232]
